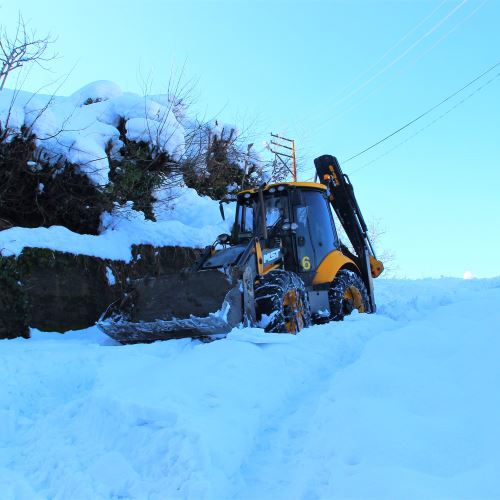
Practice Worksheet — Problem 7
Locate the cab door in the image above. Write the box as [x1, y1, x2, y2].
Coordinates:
[292, 189, 339, 281]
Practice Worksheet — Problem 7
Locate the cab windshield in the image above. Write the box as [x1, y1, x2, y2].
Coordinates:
[235, 192, 289, 240]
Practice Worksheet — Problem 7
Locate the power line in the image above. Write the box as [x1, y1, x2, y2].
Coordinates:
[305, 0, 469, 133]
[301, 61, 499, 182]
[407, 0, 489, 71]
[343, 60, 500, 164]
[302, 0, 449, 125]
[292, 1, 488, 173]
[350, 69, 500, 174]
[306, 0, 488, 134]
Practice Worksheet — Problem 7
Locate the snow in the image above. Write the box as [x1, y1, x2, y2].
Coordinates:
[0, 82, 185, 185]
[0, 82, 239, 259]
[1, 277, 499, 499]
[105, 266, 116, 286]
[125, 114, 184, 160]
[70, 80, 123, 106]
[208, 119, 240, 140]
[0, 188, 234, 260]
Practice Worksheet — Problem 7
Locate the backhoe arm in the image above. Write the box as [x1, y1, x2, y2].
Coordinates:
[314, 154, 383, 311]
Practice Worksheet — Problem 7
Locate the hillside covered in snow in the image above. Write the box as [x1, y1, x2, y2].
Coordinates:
[2, 277, 500, 499]
[0, 81, 261, 258]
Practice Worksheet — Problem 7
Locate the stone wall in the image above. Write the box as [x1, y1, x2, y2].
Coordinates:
[0, 245, 200, 339]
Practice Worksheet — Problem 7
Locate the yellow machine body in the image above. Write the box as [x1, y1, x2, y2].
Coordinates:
[312, 250, 360, 286]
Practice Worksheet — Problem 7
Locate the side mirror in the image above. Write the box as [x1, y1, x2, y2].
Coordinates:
[217, 233, 230, 245]
[219, 202, 225, 221]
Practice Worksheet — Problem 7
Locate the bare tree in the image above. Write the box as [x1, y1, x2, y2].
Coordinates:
[330, 213, 397, 278]
[367, 218, 398, 277]
[0, 12, 56, 91]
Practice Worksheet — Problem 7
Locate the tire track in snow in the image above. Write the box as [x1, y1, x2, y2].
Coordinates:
[231, 280, 500, 500]
[231, 314, 397, 499]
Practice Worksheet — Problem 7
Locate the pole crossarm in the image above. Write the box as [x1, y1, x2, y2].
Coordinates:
[270, 133, 297, 182]
[270, 133, 294, 142]
[270, 140, 293, 151]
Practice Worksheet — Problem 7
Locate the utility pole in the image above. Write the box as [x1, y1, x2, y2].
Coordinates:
[269, 133, 297, 182]
[241, 142, 254, 190]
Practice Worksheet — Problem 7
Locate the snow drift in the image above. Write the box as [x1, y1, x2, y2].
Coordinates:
[0, 186, 234, 262]
[1, 277, 499, 499]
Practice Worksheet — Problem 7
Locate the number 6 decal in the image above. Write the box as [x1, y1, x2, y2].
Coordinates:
[301, 255, 311, 270]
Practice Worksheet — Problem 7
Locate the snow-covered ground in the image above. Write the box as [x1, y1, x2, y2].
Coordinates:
[1, 277, 499, 499]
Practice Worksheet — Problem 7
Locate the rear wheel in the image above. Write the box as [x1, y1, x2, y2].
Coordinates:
[329, 269, 369, 321]
[255, 270, 311, 333]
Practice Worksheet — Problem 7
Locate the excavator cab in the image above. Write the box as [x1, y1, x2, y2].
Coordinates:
[98, 154, 384, 343]
[230, 184, 340, 279]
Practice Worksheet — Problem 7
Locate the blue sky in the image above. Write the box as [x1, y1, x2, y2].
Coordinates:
[1, 0, 499, 278]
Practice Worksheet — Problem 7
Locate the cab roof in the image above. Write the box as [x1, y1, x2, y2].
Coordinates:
[238, 181, 326, 196]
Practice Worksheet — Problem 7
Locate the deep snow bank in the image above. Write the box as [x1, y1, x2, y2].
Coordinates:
[0, 187, 234, 261]
[1, 277, 499, 499]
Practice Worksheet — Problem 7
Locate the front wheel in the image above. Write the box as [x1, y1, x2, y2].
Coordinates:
[329, 269, 369, 321]
[255, 270, 312, 333]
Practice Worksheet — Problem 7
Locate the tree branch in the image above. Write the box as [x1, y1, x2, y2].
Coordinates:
[0, 12, 57, 91]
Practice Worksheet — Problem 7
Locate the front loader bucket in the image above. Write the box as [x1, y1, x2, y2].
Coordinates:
[97, 270, 242, 344]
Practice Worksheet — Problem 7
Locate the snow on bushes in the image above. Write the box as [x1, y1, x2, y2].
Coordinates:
[183, 120, 266, 200]
[0, 127, 113, 234]
[0, 81, 185, 186]
[70, 80, 123, 106]
[0, 81, 265, 234]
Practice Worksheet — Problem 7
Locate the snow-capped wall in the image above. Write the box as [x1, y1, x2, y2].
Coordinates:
[0, 187, 235, 260]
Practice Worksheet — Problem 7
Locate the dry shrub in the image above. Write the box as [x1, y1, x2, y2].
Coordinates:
[182, 122, 265, 200]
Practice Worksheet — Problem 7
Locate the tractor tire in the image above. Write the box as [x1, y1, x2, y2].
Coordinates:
[329, 269, 369, 321]
[255, 270, 312, 333]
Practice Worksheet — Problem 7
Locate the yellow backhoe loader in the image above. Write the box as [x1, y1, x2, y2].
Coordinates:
[98, 154, 384, 343]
